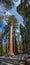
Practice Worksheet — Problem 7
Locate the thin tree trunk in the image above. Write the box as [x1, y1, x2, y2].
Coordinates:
[13, 31, 16, 54]
[7, 39, 8, 55]
[0, 39, 2, 56]
[13, 28, 18, 55]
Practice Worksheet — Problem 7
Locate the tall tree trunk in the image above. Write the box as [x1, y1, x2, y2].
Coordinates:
[7, 38, 8, 55]
[8, 23, 14, 56]
[13, 29, 18, 55]
[13, 31, 16, 54]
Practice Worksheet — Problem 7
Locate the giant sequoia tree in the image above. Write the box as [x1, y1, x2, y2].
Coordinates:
[7, 15, 18, 56]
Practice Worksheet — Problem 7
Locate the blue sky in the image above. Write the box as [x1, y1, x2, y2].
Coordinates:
[0, 20, 6, 33]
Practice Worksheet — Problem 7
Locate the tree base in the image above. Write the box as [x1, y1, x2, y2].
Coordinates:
[8, 51, 15, 56]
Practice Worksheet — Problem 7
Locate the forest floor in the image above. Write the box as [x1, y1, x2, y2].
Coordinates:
[0, 53, 30, 65]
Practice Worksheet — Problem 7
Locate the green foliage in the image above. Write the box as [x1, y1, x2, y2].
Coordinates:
[17, 1, 30, 19]
[0, 16, 4, 22]
[20, 24, 26, 33]
[0, 0, 14, 9]
[7, 15, 18, 24]
[17, 3, 25, 16]
[2, 44, 7, 56]
[26, 21, 30, 32]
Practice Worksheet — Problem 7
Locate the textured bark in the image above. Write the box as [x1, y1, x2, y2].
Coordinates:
[9, 23, 14, 56]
